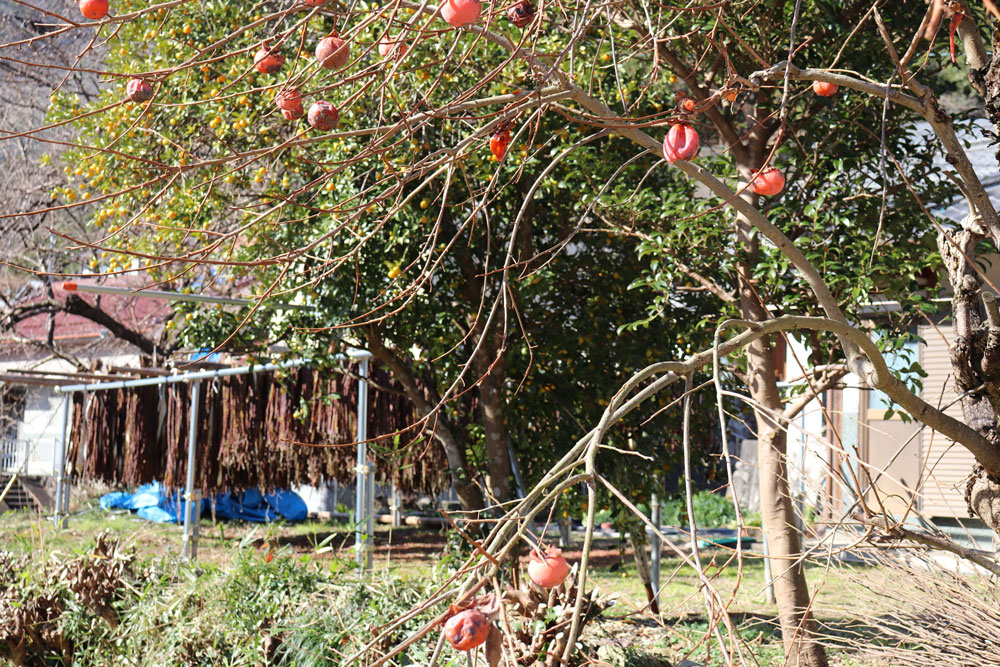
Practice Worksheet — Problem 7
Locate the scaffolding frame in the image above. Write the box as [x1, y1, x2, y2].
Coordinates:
[50, 351, 378, 566]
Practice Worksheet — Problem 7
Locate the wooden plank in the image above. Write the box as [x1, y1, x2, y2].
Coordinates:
[5, 369, 121, 381]
[0, 374, 72, 387]
[108, 366, 173, 376]
[18, 477, 54, 509]
[107, 362, 232, 375]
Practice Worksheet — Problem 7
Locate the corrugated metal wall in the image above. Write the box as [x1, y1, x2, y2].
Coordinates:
[917, 324, 977, 518]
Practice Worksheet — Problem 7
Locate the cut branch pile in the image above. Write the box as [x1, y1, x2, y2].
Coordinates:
[502, 576, 614, 665]
[0, 533, 133, 666]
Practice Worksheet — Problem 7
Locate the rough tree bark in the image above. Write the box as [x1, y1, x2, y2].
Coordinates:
[940, 217, 1000, 535]
[945, 21, 1000, 537]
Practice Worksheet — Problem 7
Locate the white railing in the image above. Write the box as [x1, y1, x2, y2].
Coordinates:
[0, 439, 32, 474]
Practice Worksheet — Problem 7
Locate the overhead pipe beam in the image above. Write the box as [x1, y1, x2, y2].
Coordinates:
[60, 281, 310, 311]
[54, 352, 373, 394]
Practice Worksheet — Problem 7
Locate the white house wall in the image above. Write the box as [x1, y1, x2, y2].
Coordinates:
[783, 335, 835, 513]
[15, 386, 64, 476]
[917, 324, 978, 518]
[1, 354, 140, 476]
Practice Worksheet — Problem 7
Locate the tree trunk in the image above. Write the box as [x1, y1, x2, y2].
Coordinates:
[956, 29, 1000, 535]
[477, 371, 512, 502]
[431, 423, 486, 512]
[983, 26, 1000, 162]
[366, 326, 485, 511]
[473, 321, 513, 503]
[755, 416, 826, 666]
[456, 214, 515, 505]
[736, 191, 828, 667]
[743, 336, 827, 665]
[938, 220, 1000, 536]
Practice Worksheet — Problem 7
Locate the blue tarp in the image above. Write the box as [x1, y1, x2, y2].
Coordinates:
[100, 483, 306, 523]
[100, 482, 191, 524]
[211, 488, 307, 522]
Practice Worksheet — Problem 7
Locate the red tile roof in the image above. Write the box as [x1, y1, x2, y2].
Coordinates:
[7, 278, 172, 343]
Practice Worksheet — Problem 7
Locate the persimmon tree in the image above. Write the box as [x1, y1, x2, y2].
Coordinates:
[6, 0, 1000, 665]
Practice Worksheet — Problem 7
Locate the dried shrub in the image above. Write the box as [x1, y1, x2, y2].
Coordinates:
[0, 532, 133, 666]
[61, 532, 135, 630]
[834, 550, 1000, 667]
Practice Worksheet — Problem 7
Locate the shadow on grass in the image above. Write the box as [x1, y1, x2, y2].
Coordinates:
[244, 524, 451, 559]
[651, 609, 897, 666]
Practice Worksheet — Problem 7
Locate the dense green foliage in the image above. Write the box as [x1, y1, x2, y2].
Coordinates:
[660, 491, 737, 529]
[1, 537, 449, 666]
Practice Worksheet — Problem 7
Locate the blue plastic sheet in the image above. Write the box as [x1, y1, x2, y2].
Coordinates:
[210, 489, 308, 522]
[99, 483, 305, 524]
[99, 482, 199, 524]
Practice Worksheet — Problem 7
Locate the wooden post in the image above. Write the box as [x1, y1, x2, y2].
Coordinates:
[629, 532, 660, 614]
[650, 492, 661, 609]
[391, 484, 402, 527]
[559, 515, 571, 548]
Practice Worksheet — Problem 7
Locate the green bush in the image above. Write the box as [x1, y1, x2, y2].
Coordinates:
[1, 538, 449, 666]
[661, 491, 736, 529]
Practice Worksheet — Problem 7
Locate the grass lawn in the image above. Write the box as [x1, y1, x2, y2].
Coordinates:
[0, 499, 889, 666]
[0, 502, 871, 615]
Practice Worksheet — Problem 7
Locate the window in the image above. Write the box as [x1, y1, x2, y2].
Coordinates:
[868, 330, 921, 411]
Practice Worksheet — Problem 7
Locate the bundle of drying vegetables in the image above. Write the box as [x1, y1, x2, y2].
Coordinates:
[67, 364, 447, 495]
